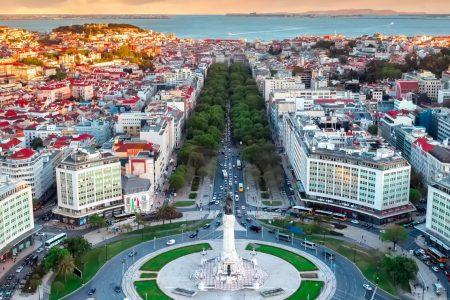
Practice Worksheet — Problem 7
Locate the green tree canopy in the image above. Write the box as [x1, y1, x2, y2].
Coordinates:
[380, 224, 408, 250]
[383, 255, 418, 287]
[44, 247, 70, 271]
[63, 236, 92, 260]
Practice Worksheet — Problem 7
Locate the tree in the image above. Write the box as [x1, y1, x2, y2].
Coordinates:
[63, 236, 92, 260]
[367, 125, 378, 136]
[380, 224, 408, 250]
[44, 247, 70, 271]
[29, 274, 42, 291]
[189, 151, 206, 175]
[155, 205, 181, 224]
[409, 188, 422, 205]
[88, 214, 107, 232]
[383, 255, 418, 287]
[135, 211, 144, 230]
[31, 137, 43, 150]
[57, 254, 75, 282]
[122, 223, 133, 233]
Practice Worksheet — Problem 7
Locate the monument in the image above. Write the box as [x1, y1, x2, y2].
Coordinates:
[193, 194, 268, 291]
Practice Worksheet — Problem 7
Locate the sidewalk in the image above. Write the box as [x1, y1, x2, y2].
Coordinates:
[0, 240, 42, 280]
[83, 211, 215, 246]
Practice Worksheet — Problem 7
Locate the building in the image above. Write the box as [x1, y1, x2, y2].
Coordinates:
[0, 177, 35, 259]
[283, 114, 414, 224]
[54, 149, 123, 225]
[125, 150, 166, 192]
[410, 140, 450, 185]
[379, 110, 414, 146]
[395, 80, 419, 101]
[263, 77, 305, 101]
[0, 148, 55, 200]
[122, 175, 154, 214]
[75, 120, 111, 146]
[425, 176, 450, 255]
[71, 82, 94, 101]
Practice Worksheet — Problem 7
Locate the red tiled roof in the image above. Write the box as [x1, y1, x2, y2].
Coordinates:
[397, 80, 419, 92]
[10, 148, 35, 160]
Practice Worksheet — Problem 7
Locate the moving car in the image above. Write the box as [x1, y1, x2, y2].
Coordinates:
[203, 223, 211, 229]
[189, 232, 198, 238]
[249, 225, 262, 233]
[114, 286, 121, 293]
[166, 239, 176, 246]
[128, 250, 137, 257]
[16, 266, 24, 273]
[363, 284, 372, 291]
[350, 219, 360, 225]
[88, 288, 96, 295]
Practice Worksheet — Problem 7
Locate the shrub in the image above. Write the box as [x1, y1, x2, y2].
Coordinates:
[188, 192, 197, 199]
[261, 192, 270, 199]
[259, 177, 267, 191]
[191, 176, 200, 191]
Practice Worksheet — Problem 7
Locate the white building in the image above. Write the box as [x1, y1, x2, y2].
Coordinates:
[122, 175, 154, 214]
[263, 77, 305, 101]
[410, 139, 450, 185]
[71, 82, 94, 101]
[283, 114, 414, 224]
[0, 177, 35, 259]
[54, 148, 123, 225]
[0, 148, 55, 200]
[425, 177, 450, 254]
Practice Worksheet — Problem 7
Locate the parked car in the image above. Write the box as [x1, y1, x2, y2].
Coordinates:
[114, 286, 121, 293]
[166, 239, 176, 246]
[363, 283, 373, 291]
[350, 220, 360, 225]
[15, 266, 23, 273]
[432, 266, 440, 272]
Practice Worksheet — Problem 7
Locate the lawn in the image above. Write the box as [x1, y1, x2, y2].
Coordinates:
[173, 200, 196, 207]
[134, 280, 172, 300]
[287, 280, 324, 300]
[308, 236, 396, 295]
[140, 272, 158, 278]
[49, 220, 210, 300]
[262, 200, 282, 206]
[140, 243, 211, 271]
[246, 243, 317, 272]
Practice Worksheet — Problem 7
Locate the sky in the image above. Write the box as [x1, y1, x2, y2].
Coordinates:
[2, 0, 450, 14]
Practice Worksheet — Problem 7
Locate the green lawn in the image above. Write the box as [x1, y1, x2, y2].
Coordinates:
[140, 243, 211, 271]
[246, 243, 317, 271]
[140, 273, 158, 278]
[308, 236, 396, 295]
[287, 280, 324, 300]
[49, 220, 210, 300]
[173, 200, 196, 207]
[134, 280, 172, 300]
[262, 200, 282, 206]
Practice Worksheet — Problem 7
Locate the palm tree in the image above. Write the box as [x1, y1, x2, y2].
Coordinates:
[58, 255, 75, 282]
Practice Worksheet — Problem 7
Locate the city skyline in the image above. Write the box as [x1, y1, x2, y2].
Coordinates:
[2, 0, 450, 14]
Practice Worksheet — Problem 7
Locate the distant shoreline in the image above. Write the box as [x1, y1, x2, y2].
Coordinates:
[0, 14, 171, 21]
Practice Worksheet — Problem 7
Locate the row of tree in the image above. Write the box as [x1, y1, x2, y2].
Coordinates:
[228, 63, 282, 180]
[170, 63, 229, 190]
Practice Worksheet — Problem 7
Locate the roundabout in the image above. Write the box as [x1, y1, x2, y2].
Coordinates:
[123, 240, 335, 300]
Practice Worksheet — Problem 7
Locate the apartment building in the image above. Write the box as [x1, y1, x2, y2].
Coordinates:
[0, 177, 35, 259]
[283, 114, 414, 224]
[0, 148, 55, 200]
[263, 77, 305, 101]
[410, 139, 450, 185]
[125, 150, 166, 192]
[425, 176, 450, 255]
[54, 148, 123, 225]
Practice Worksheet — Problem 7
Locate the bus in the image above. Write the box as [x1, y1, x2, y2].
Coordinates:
[332, 213, 348, 222]
[276, 232, 292, 242]
[315, 210, 333, 217]
[238, 183, 244, 192]
[427, 247, 447, 263]
[300, 240, 316, 249]
[236, 160, 242, 169]
[222, 169, 228, 179]
[44, 233, 67, 250]
[292, 206, 313, 214]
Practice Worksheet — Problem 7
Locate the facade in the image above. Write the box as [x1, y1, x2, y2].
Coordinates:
[0, 148, 55, 200]
[283, 114, 414, 224]
[125, 150, 165, 192]
[122, 175, 154, 214]
[410, 141, 450, 185]
[71, 82, 94, 100]
[263, 77, 305, 101]
[54, 148, 123, 225]
[0, 177, 35, 259]
[425, 177, 450, 255]
[75, 120, 111, 146]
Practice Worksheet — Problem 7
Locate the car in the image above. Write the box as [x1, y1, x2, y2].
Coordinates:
[16, 266, 24, 273]
[189, 232, 198, 238]
[128, 250, 137, 257]
[215, 221, 221, 227]
[432, 266, 440, 272]
[203, 223, 211, 229]
[268, 228, 276, 234]
[379, 229, 386, 234]
[350, 220, 360, 225]
[217, 212, 223, 218]
[36, 247, 44, 253]
[235, 195, 239, 201]
[241, 206, 246, 210]
[114, 286, 121, 293]
[250, 225, 262, 232]
[166, 239, 176, 246]
[363, 284, 373, 291]
[36, 232, 46, 237]
[88, 288, 96, 295]
[241, 222, 247, 227]
[215, 201, 219, 205]
[212, 196, 217, 201]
